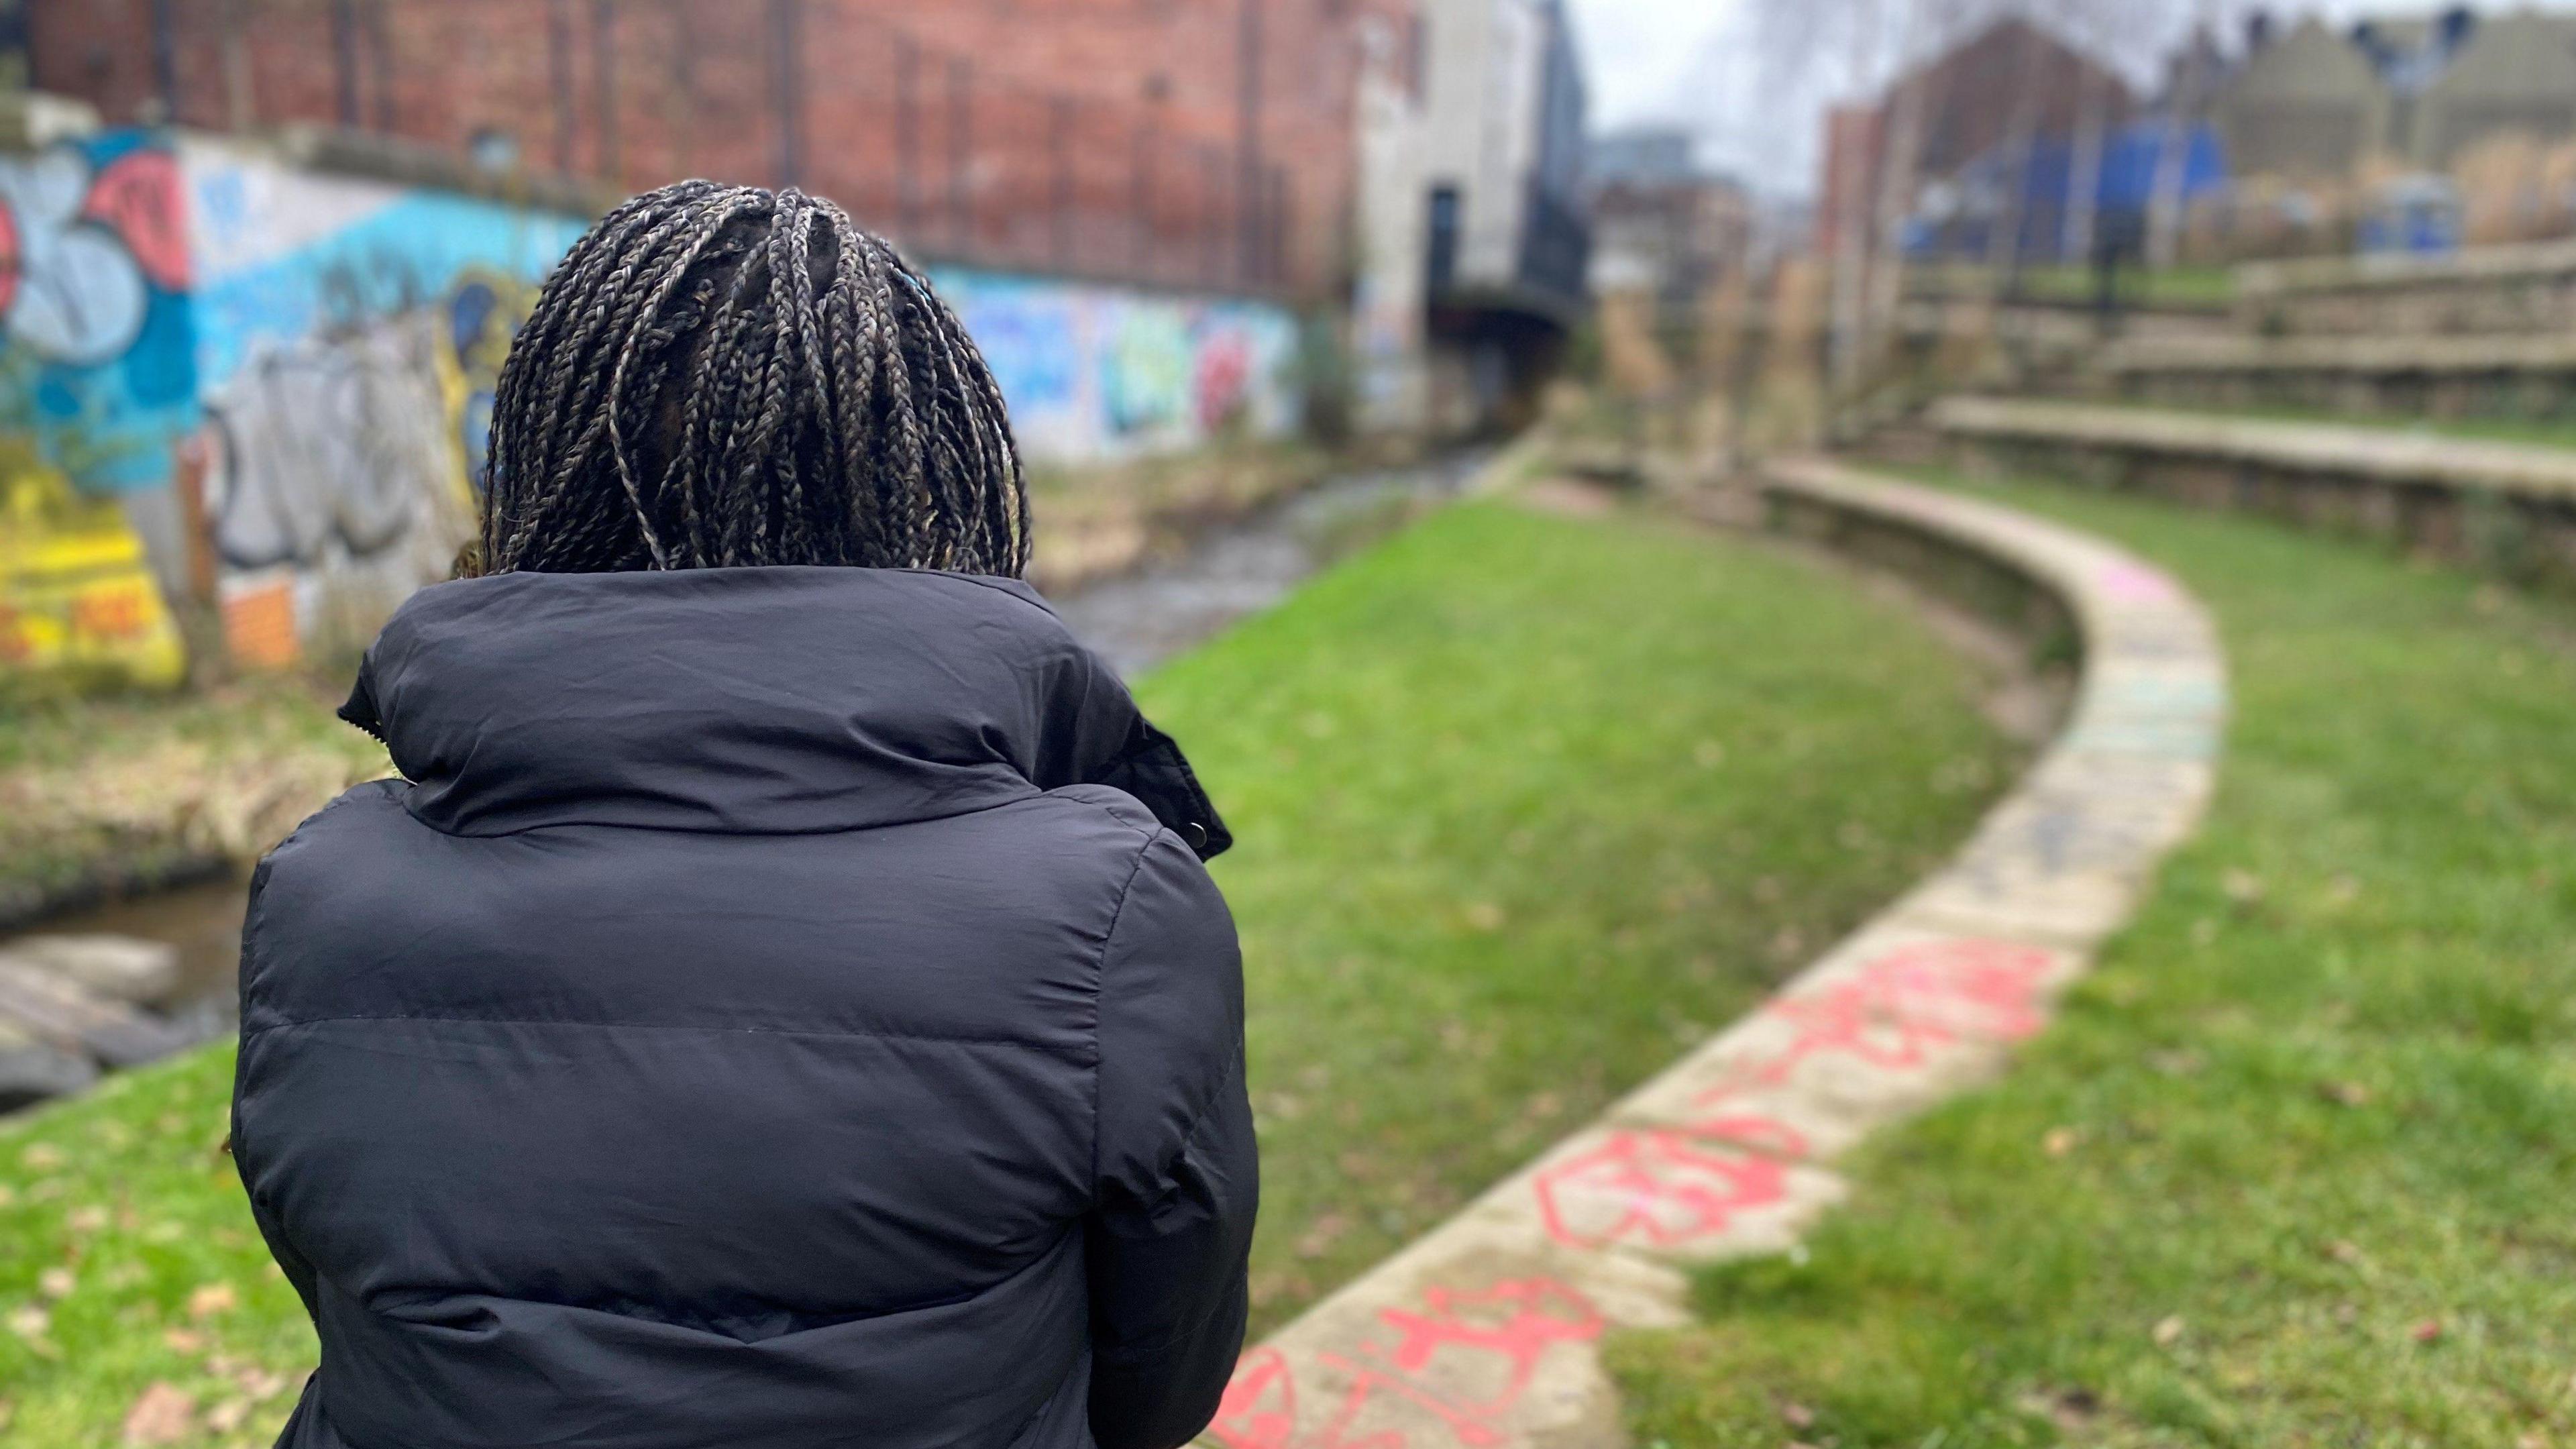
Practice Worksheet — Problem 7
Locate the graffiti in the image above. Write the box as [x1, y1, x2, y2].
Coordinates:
[935, 270, 1299, 460]
[1210, 1280, 1603, 1449]
[171, 140, 581, 669]
[1744, 938, 2056, 1083]
[1194, 325, 1256, 433]
[0, 451, 186, 690]
[1526, 938, 2056, 1252]
[0, 133, 199, 495]
[961, 287, 1081, 415]
[1534, 1120, 1807, 1250]
[203, 318, 465, 572]
[1107, 306, 1191, 434]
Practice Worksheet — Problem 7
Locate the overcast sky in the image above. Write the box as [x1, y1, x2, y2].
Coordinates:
[1564, 0, 2576, 197]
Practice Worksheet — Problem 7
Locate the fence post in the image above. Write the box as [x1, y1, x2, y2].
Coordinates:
[769, 0, 804, 189]
[590, 0, 619, 182]
[896, 31, 921, 240]
[548, 0, 575, 172]
[1132, 112, 1157, 283]
[949, 57, 973, 254]
[1051, 95, 1076, 270]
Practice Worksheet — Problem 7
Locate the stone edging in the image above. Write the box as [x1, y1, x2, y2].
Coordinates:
[2100, 332, 2576, 377]
[2239, 236, 2576, 297]
[1198, 461, 2227, 1449]
[1930, 395, 2576, 506]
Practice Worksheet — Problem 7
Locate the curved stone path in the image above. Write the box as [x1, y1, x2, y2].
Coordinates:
[1199, 460, 2229, 1449]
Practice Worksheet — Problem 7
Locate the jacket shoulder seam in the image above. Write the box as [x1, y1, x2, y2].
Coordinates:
[1088, 827, 1165, 1201]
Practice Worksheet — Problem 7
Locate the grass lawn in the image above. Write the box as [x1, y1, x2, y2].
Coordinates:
[1909, 264, 2238, 312]
[0, 496, 2017, 1443]
[1611, 471, 2576, 1447]
[2092, 398, 2576, 455]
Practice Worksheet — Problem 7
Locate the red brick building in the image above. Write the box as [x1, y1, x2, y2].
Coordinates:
[30, 0, 1416, 298]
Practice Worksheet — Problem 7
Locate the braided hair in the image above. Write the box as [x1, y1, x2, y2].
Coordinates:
[476, 180, 1029, 576]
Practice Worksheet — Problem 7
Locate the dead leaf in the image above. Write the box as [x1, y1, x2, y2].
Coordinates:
[161, 1328, 207, 1355]
[2326, 1240, 2364, 1265]
[1780, 1399, 1817, 1429]
[207, 1397, 253, 1433]
[18, 1143, 62, 1172]
[2222, 869, 2265, 906]
[121, 1382, 195, 1446]
[36, 1268, 73, 1300]
[2320, 1081, 2372, 1108]
[187, 1282, 238, 1319]
[2412, 1319, 2443, 1344]
[66, 1205, 108, 1233]
[7, 1304, 50, 1340]
[2152, 1315, 2185, 1347]
[2043, 1127, 2081, 1157]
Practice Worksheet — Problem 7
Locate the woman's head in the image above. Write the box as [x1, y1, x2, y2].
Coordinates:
[477, 181, 1027, 577]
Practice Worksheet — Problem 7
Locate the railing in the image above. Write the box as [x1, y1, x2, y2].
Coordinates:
[116, 0, 1306, 297]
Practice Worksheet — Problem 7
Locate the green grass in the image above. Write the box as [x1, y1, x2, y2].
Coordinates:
[1911, 264, 2238, 312]
[0, 498, 2017, 1442]
[2092, 397, 2576, 454]
[1610, 472, 2576, 1447]
[0, 678, 384, 926]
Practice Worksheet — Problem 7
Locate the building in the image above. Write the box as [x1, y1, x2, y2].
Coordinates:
[2215, 7, 2576, 180]
[1404, 0, 1590, 431]
[1815, 17, 2133, 266]
[23, 0, 1415, 301]
[1587, 125, 1749, 310]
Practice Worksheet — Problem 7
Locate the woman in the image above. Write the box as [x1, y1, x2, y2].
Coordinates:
[231, 181, 1255, 1449]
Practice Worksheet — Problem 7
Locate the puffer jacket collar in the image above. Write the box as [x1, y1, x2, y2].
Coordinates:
[338, 565, 1230, 857]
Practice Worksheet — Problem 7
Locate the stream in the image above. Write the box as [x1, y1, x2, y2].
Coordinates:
[1, 449, 1487, 1085]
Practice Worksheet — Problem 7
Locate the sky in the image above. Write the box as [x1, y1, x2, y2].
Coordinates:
[1564, 0, 2576, 197]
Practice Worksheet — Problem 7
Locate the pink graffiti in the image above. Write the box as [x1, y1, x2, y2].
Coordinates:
[82, 148, 190, 292]
[1195, 330, 1254, 431]
[1519, 939, 2056, 1252]
[2096, 563, 2178, 606]
[1210, 1279, 1603, 1449]
[1711, 938, 2057, 1094]
[1532, 1120, 1807, 1250]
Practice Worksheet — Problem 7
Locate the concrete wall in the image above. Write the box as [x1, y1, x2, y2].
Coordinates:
[0, 125, 1305, 692]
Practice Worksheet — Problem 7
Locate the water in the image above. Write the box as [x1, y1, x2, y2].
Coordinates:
[0, 451, 1484, 1058]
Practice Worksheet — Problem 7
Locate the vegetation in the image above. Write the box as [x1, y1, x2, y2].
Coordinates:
[1611, 470, 2576, 1448]
[0, 496, 2018, 1442]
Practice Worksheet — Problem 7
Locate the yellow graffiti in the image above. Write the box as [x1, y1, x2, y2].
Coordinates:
[0, 447, 188, 692]
[433, 268, 537, 506]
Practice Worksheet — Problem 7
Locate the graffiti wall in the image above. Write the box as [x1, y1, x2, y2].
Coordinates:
[0, 128, 1310, 691]
[181, 138, 583, 669]
[0, 131, 201, 690]
[934, 270, 1301, 464]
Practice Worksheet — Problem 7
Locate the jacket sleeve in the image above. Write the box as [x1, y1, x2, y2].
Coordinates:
[1087, 831, 1258, 1449]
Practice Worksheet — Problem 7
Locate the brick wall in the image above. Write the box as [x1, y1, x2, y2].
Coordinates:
[31, 0, 1413, 299]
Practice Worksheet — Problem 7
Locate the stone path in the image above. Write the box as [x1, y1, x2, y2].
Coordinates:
[1198, 461, 2227, 1449]
[1932, 395, 2576, 504]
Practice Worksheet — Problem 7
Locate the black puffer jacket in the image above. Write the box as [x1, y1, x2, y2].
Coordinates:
[231, 566, 1255, 1449]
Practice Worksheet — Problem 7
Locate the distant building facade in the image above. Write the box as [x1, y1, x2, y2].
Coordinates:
[1587, 125, 1748, 309]
[1377, 0, 1589, 431]
[2216, 7, 2576, 177]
